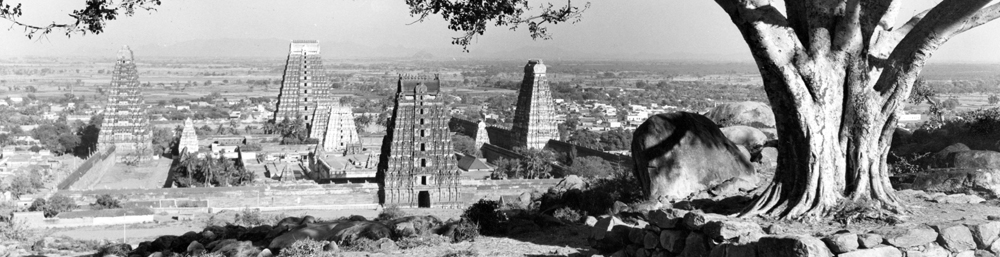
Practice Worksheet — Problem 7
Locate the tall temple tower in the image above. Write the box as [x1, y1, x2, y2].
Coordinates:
[474, 120, 489, 150]
[272, 40, 332, 138]
[379, 74, 460, 208]
[511, 59, 559, 149]
[178, 117, 199, 153]
[97, 45, 153, 161]
[320, 102, 360, 153]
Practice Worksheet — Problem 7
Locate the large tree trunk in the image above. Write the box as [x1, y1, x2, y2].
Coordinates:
[712, 0, 1000, 219]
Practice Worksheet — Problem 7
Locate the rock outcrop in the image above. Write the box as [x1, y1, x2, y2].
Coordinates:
[704, 101, 775, 128]
[631, 112, 756, 201]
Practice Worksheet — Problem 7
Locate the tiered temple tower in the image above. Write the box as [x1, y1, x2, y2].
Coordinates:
[96, 46, 152, 161]
[272, 40, 332, 139]
[178, 117, 199, 153]
[511, 59, 559, 149]
[379, 74, 460, 208]
[474, 120, 489, 150]
[320, 102, 360, 153]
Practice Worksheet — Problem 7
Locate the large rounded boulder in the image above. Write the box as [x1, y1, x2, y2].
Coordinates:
[705, 101, 775, 128]
[631, 112, 756, 202]
[720, 125, 768, 154]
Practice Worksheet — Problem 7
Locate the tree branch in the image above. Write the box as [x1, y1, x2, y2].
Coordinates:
[1, 0, 161, 39]
[956, 1, 1000, 33]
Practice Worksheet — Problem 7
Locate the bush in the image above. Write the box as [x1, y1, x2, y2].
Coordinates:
[341, 237, 382, 252]
[377, 205, 406, 221]
[0, 220, 31, 242]
[552, 207, 583, 223]
[396, 234, 447, 249]
[93, 243, 133, 257]
[442, 249, 479, 257]
[461, 199, 503, 235]
[234, 208, 276, 227]
[451, 219, 480, 243]
[29, 195, 78, 218]
[277, 238, 338, 257]
[91, 194, 122, 210]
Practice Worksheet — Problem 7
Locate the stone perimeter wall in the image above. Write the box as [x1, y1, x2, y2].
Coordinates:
[56, 179, 560, 209]
[594, 207, 1000, 257]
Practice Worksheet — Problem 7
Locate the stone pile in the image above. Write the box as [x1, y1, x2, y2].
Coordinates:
[589, 207, 1000, 257]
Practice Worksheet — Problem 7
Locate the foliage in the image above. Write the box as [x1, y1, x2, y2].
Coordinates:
[277, 238, 338, 257]
[565, 156, 615, 179]
[461, 199, 504, 236]
[340, 237, 383, 253]
[451, 219, 480, 243]
[888, 152, 930, 176]
[405, 0, 588, 50]
[151, 127, 177, 156]
[0, 0, 163, 39]
[172, 155, 255, 187]
[90, 194, 122, 210]
[2, 172, 45, 198]
[29, 195, 78, 218]
[991, 95, 1000, 105]
[0, 219, 31, 242]
[376, 205, 406, 221]
[234, 208, 277, 227]
[396, 234, 447, 249]
[552, 206, 583, 223]
[93, 244, 134, 257]
[452, 134, 481, 157]
[273, 118, 316, 144]
[566, 128, 632, 152]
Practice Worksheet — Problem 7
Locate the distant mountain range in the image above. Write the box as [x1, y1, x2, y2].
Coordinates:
[40, 38, 756, 62]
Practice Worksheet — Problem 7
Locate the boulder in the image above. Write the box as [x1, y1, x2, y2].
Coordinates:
[974, 250, 997, 257]
[592, 216, 627, 240]
[908, 169, 1000, 199]
[682, 211, 726, 231]
[506, 219, 541, 235]
[268, 222, 339, 249]
[150, 235, 183, 253]
[643, 231, 660, 249]
[760, 147, 778, 164]
[736, 145, 751, 162]
[585, 216, 599, 227]
[95, 243, 132, 257]
[648, 209, 689, 229]
[721, 126, 768, 152]
[822, 231, 859, 253]
[258, 249, 273, 257]
[632, 112, 757, 201]
[755, 235, 833, 257]
[552, 175, 586, 192]
[903, 242, 950, 257]
[709, 243, 756, 257]
[392, 221, 417, 238]
[992, 239, 1000, 255]
[590, 225, 632, 253]
[837, 246, 902, 257]
[893, 127, 913, 146]
[329, 221, 392, 243]
[858, 233, 883, 249]
[951, 150, 1000, 170]
[213, 240, 259, 257]
[878, 226, 938, 248]
[678, 232, 709, 257]
[206, 239, 238, 252]
[971, 222, 1000, 250]
[934, 143, 971, 163]
[659, 230, 689, 253]
[705, 101, 775, 128]
[702, 219, 765, 244]
[389, 215, 443, 235]
[323, 241, 338, 252]
[239, 225, 272, 243]
[760, 128, 778, 141]
[936, 224, 977, 253]
[186, 241, 205, 255]
[709, 176, 759, 197]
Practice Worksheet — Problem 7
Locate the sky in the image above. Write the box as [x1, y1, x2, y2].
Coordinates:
[2, 0, 1000, 62]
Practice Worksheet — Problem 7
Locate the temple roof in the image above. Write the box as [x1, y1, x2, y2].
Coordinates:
[397, 74, 441, 95]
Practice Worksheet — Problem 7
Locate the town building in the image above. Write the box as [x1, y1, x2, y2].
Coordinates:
[96, 46, 152, 162]
[379, 74, 461, 208]
[511, 60, 559, 149]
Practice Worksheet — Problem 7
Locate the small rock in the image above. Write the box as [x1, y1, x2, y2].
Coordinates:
[643, 231, 659, 249]
[969, 222, 1000, 249]
[763, 224, 785, 235]
[186, 241, 205, 254]
[822, 231, 859, 253]
[836, 246, 902, 257]
[649, 209, 689, 229]
[956, 250, 975, 257]
[708, 243, 756, 257]
[683, 211, 725, 230]
[636, 248, 649, 257]
[659, 230, 689, 253]
[629, 228, 646, 244]
[990, 239, 1000, 255]
[257, 249, 273, 257]
[585, 216, 599, 227]
[323, 242, 338, 252]
[32, 237, 54, 251]
[592, 216, 626, 240]
[974, 249, 997, 257]
[879, 226, 938, 248]
[376, 238, 397, 252]
[858, 233, 883, 249]
[989, 216, 1000, 221]
[935, 224, 977, 252]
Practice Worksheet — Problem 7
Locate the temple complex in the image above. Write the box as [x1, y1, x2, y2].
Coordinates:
[178, 118, 199, 154]
[511, 59, 559, 149]
[97, 45, 152, 162]
[379, 74, 461, 208]
[272, 40, 333, 139]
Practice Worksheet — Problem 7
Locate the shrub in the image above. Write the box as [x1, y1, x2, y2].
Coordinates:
[395, 234, 447, 249]
[442, 249, 479, 257]
[461, 199, 503, 235]
[0, 220, 31, 242]
[451, 219, 480, 243]
[234, 208, 276, 227]
[552, 207, 583, 223]
[29, 195, 78, 218]
[277, 238, 338, 257]
[377, 205, 406, 221]
[341, 237, 382, 252]
[91, 194, 122, 210]
[93, 243, 133, 257]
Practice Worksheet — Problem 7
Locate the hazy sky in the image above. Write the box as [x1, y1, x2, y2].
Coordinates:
[3, 0, 1000, 62]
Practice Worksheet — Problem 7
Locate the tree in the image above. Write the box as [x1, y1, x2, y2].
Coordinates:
[29, 195, 78, 218]
[567, 156, 615, 179]
[91, 194, 122, 210]
[405, 0, 1000, 219]
[452, 134, 481, 157]
[990, 95, 1000, 105]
